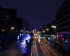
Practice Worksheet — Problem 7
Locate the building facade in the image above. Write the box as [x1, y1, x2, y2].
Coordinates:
[55, 0, 70, 44]
[0, 7, 16, 34]
[0, 7, 17, 45]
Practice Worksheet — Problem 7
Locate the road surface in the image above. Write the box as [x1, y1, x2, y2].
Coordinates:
[31, 38, 62, 56]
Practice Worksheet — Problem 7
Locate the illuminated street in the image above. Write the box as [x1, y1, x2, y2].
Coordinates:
[31, 38, 62, 56]
[0, 0, 70, 56]
[0, 34, 70, 56]
[31, 35, 70, 56]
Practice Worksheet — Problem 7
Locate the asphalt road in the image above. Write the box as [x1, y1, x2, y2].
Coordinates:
[0, 38, 70, 56]
[31, 38, 62, 56]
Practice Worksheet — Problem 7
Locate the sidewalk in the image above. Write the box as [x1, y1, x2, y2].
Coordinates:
[0, 40, 29, 56]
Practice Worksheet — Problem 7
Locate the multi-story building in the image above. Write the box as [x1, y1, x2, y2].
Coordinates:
[0, 7, 16, 34]
[0, 7, 17, 45]
[55, 0, 70, 44]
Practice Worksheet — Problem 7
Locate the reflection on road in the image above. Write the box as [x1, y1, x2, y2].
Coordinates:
[31, 38, 62, 56]
[64, 44, 68, 52]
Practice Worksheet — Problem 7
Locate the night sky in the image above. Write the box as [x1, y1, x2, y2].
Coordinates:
[0, 0, 65, 29]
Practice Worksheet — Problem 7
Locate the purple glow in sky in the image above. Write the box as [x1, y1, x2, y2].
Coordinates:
[0, 0, 65, 29]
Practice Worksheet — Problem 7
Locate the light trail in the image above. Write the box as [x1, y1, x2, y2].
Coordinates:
[31, 45, 33, 56]
[40, 41, 51, 56]
[33, 40, 34, 53]
[45, 43, 57, 56]
[45, 40, 62, 56]
[41, 40, 57, 56]
[39, 43, 46, 56]
[47, 44, 62, 56]
[35, 40, 38, 56]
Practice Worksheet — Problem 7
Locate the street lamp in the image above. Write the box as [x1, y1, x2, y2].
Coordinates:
[11, 27, 15, 30]
[33, 30, 34, 33]
[27, 31, 28, 32]
[42, 30, 45, 33]
[1, 29, 5, 32]
[46, 28, 49, 31]
[51, 25, 56, 29]
[21, 30, 23, 32]
[37, 31, 41, 33]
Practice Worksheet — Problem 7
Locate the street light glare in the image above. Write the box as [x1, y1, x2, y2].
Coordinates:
[1, 29, 5, 32]
[46, 29, 49, 31]
[27, 31, 29, 33]
[43, 30, 45, 33]
[37, 31, 41, 33]
[52, 26, 56, 29]
[11, 27, 15, 30]
[21, 30, 23, 32]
